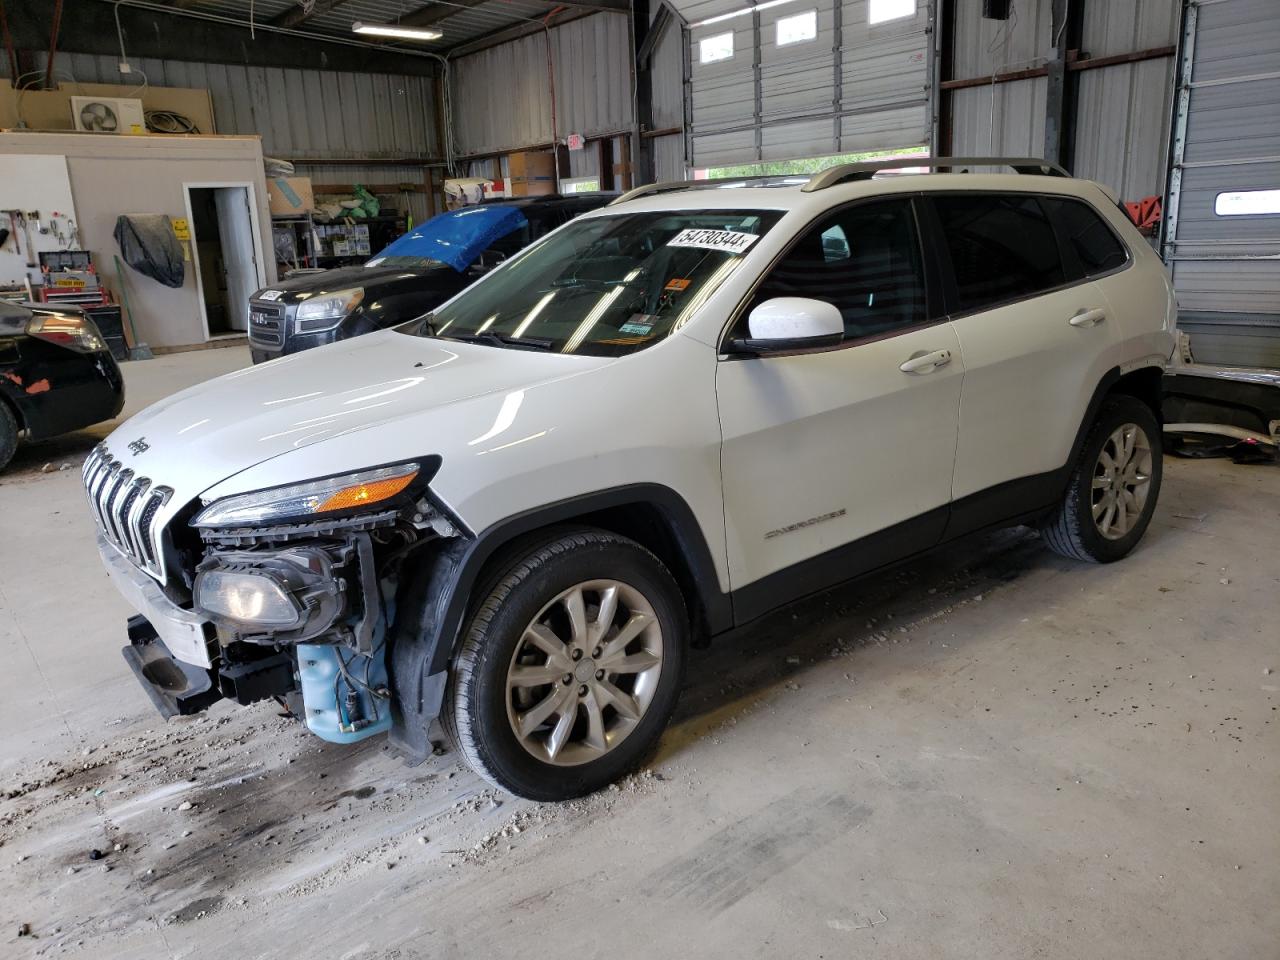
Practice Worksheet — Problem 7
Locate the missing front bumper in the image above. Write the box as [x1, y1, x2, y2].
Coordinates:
[122, 615, 302, 719]
[121, 615, 221, 718]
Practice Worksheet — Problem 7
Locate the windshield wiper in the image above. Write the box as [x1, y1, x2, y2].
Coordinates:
[446, 332, 555, 351]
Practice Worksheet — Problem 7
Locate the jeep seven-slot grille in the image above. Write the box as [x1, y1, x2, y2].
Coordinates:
[82, 445, 173, 581]
[248, 303, 284, 347]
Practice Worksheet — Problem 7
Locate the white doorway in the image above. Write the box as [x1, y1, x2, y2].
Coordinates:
[183, 183, 266, 340]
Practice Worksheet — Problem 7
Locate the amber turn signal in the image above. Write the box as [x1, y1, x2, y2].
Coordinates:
[316, 470, 418, 512]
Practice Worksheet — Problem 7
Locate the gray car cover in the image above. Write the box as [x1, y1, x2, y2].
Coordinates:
[114, 214, 185, 288]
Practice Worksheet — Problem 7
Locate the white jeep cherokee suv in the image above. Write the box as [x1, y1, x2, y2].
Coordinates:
[85, 158, 1176, 800]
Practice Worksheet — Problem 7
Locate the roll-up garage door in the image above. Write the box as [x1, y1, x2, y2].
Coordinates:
[1164, 0, 1280, 367]
[679, 0, 932, 168]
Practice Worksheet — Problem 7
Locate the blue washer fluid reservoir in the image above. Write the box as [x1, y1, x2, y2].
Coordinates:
[297, 643, 392, 744]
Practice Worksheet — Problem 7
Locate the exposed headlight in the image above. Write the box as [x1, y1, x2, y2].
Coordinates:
[193, 463, 420, 528]
[194, 569, 301, 627]
[294, 287, 364, 334]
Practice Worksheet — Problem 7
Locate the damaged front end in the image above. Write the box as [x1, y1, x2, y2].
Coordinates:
[114, 457, 464, 746]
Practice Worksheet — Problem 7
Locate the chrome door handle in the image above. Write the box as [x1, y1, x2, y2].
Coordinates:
[899, 349, 952, 374]
[1069, 307, 1107, 327]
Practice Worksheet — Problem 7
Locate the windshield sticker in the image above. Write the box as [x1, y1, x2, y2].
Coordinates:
[257, 290, 285, 302]
[619, 316, 656, 336]
[666, 229, 759, 255]
[664, 278, 692, 292]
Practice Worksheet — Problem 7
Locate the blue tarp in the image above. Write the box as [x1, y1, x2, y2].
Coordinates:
[370, 205, 528, 272]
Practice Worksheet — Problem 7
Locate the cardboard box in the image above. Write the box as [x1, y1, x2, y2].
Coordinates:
[507, 151, 557, 180]
[507, 177, 557, 198]
[267, 177, 315, 216]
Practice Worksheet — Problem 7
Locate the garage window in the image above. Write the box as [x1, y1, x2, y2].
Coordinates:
[699, 32, 734, 64]
[776, 10, 817, 46]
[1215, 189, 1280, 216]
[868, 0, 916, 24]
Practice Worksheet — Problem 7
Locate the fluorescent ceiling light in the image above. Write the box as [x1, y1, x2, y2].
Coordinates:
[352, 21, 443, 41]
[691, 0, 798, 29]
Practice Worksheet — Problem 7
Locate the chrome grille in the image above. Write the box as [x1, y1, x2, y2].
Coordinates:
[83, 445, 173, 581]
[248, 303, 284, 347]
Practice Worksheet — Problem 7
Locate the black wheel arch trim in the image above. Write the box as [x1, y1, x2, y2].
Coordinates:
[386, 482, 730, 760]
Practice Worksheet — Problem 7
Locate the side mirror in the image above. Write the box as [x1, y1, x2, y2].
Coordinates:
[731, 297, 844, 354]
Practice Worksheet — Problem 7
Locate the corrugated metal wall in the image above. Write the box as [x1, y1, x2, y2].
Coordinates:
[949, 0, 1049, 155]
[1073, 0, 1179, 200]
[683, 0, 931, 167]
[11, 51, 441, 224]
[451, 14, 634, 157]
[24, 51, 440, 160]
[947, 0, 1177, 199]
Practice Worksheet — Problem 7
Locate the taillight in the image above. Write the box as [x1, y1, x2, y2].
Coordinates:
[26, 314, 107, 353]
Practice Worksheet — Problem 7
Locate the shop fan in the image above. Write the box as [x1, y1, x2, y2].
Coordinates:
[79, 101, 121, 132]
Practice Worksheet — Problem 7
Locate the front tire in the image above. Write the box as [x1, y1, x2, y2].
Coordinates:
[0, 401, 18, 472]
[443, 529, 687, 801]
[1041, 394, 1162, 562]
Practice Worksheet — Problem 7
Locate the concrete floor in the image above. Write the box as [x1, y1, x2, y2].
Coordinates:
[1, 347, 1277, 959]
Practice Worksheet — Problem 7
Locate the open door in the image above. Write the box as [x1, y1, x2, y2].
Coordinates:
[186, 184, 264, 339]
[214, 188, 257, 332]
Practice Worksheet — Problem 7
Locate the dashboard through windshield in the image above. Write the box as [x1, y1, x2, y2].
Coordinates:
[403, 209, 783, 357]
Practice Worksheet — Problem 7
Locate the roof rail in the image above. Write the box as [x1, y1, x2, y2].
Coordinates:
[800, 156, 1070, 191]
[609, 174, 809, 206]
[608, 156, 1070, 206]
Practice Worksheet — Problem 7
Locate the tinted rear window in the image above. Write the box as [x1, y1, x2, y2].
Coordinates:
[933, 194, 1066, 313]
[1042, 197, 1128, 276]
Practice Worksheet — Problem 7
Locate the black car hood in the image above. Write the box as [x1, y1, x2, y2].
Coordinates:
[260, 263, 455, 301]
[0, 300, 31, 335]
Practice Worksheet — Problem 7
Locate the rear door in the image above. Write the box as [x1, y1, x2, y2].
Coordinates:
[930, 192, 1126, 520]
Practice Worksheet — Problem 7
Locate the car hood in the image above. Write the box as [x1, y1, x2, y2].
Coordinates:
[102, 331, 608, 507]
[259, 263, 443, 299]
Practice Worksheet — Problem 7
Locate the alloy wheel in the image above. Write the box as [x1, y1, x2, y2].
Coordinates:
[504, 579, 664, 766]
[1091, 422, 1153, 540]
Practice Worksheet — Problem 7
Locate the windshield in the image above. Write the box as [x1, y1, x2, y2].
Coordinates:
[406, 209, 783, 357]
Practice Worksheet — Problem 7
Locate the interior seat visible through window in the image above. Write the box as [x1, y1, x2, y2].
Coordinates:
[748, 198, 927, 341]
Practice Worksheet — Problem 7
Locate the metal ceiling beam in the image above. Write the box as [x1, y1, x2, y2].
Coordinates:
[443, 8, 598, 58]
[12, 0, 443, 75]
[398, 0, 491, 29]
[532, 0, 630, 11]
[404, 0, 631, 33]
[271, 0, 353, 30]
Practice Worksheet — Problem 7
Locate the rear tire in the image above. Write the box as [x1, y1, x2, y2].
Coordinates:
[443, 528, 687, 801]
[1041, 395, 1162, 563]
[0, 401, 18, 472]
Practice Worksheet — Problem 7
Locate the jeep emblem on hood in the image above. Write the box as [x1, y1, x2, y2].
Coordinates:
[127, 437, 150, 456]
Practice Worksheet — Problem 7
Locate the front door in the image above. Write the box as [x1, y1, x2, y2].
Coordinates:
[717, 197, 964, 620]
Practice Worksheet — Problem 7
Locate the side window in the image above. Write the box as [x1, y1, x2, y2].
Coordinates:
[933, 194, 1066, 313]
[471, 223, 532, 274]
[751, 199, 927, 341]
[1042, 197, 1128, 276]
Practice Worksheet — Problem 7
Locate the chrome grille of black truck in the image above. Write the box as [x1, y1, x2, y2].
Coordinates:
[82, 444, 173, 581]
[248, 303, 284, 347]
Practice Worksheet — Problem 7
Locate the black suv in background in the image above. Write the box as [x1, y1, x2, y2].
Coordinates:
[247, 194, 613, 364]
